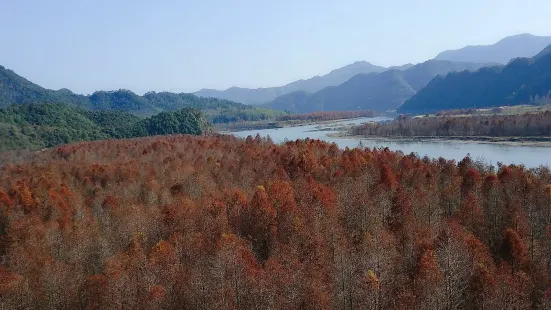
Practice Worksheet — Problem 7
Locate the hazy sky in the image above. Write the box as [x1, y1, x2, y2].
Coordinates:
[1, 0, 550, 94]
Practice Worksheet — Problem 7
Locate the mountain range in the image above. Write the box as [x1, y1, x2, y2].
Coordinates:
[266, 60, 491, 113]
[2, 33, 551, 118]
[434, 33, 551, 64]
[194, 62, 414, 105]
[398, 44, 551, 114]
[194, 34, 551, 107]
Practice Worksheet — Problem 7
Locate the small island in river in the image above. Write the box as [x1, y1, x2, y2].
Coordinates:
[336, 108, 551, 147]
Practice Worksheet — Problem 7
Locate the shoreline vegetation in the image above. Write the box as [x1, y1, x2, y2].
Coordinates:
[215, 118, 360, 132]
[215, 110, 378, 131]
[329, 131, 551, 147]
[342, 108, 551, 146]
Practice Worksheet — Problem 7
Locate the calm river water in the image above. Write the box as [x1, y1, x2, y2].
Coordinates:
[233, 117, 551, 168]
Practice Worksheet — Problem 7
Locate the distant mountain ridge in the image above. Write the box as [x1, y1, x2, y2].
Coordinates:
[194, 34, 549, 106]
[434, 33, 551, 64]
[398, 44, 551, 114]
[534, 44, 551, 59]
[265, 60, 491, 113]
[194, 61, 413, 104]
[3, 33, 548, 117]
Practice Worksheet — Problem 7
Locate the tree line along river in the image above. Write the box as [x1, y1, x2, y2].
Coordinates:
[233, 117, 551, 169]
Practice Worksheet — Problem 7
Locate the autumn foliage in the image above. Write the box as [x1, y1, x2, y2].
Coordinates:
[352, 111, 551, 137]
[0, 134, 550, 309]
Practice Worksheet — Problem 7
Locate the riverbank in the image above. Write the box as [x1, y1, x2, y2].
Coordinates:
[230, 116, 551, 167]
[215, 117, 381, 132]
[329, 131, 551, 147]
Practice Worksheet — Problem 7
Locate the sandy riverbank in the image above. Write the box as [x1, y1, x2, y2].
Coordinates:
[216, 117, 379, 132]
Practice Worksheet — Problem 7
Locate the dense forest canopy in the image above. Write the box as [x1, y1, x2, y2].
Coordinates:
[0, 134, 550, 309]
[3, 38, 551, 310]
[398, 45, 551, 114]
[0, 103, 207, 152]
[0, 66, 89, 108]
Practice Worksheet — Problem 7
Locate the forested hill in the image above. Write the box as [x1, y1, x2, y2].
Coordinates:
[0, 103, 208, 152]
[0, 65, 90, 108]
[266, 60, 490, 113]
[398, 44, 551, 114]
[0, 65, 282, 121]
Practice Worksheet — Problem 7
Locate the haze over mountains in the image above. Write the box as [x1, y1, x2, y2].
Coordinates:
[194, 34, 551, 109]
[399, 43, 551, 114]
[194, 61, 413, 105]
[266, 60, 490, 113]
[434, 33, 551, 64]
[2, 33, 551, 118]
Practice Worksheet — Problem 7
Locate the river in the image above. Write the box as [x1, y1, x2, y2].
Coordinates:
[233, 117, 551, 168]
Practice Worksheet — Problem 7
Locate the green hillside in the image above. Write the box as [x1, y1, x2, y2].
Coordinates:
[0, 65, 89, 107]
[0, 103, 208, 152]
[0, 65, 284, 121]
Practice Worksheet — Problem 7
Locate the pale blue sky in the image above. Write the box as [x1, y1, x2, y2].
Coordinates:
[1, 0, 550, 94]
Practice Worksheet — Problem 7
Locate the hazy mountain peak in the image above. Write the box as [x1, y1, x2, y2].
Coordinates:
[390, 63, 415, 70]
[497, 33, 535, 42]
[349, 60, 375, 66]
[266, 60, 488, 114]
[194, 61, 387, 104]
[434, 33, 551, 64]
[324, 61, 383, 74]
[399, 45, 551, 114]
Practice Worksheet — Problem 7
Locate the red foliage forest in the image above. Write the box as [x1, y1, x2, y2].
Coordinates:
[1, 134, 551, 309]
[352, 111, 551, 137]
